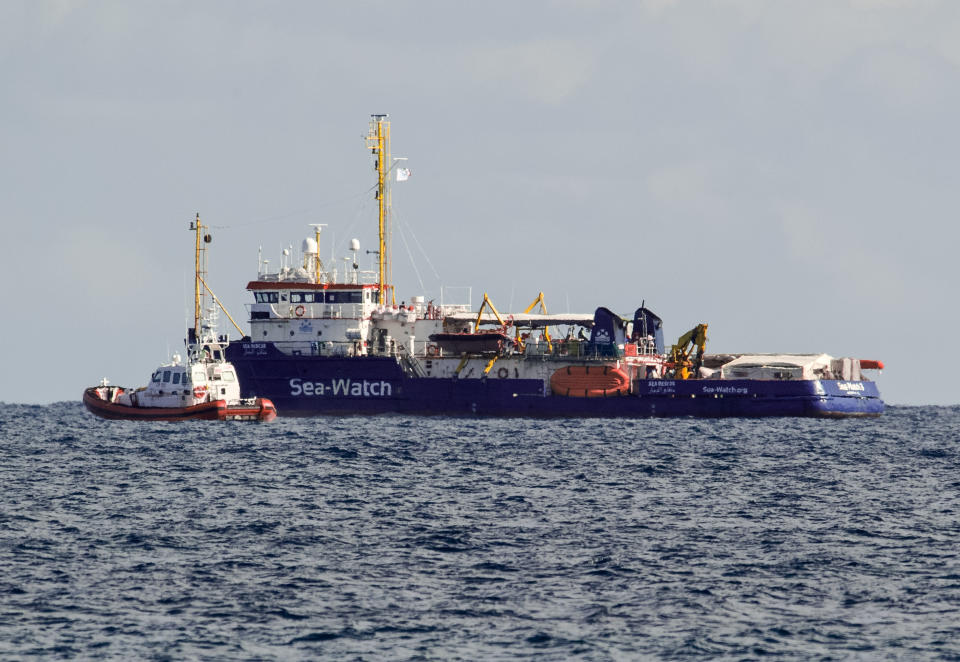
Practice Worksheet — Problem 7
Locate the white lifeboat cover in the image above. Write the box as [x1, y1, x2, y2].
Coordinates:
[720, 354, 832, 380]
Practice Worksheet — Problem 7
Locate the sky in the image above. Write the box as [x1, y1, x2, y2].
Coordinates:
[2, 0, 958, 406]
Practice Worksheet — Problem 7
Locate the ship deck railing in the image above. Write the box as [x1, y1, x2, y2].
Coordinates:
[294, 338, 661, 362]
[413, 338, 662, 363]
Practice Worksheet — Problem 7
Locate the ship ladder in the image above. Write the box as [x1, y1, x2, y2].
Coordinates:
[401, 353, 428, 378]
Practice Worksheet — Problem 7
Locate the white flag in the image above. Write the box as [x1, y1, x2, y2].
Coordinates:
[396, 167, 411, 182]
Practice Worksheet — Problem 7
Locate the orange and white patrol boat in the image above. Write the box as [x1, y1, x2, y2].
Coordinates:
[82, 215, 276, 422]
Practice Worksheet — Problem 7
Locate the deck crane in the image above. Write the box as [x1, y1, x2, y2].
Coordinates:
[473, 293, 507, 332]
[519, 291, 553, 353]
[669, 323, 708, 379]
[465, 293, 511, 377]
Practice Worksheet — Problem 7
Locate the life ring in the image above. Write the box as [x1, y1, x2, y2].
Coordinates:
[426, 344, 440, 357]
[294, 305, 305, 317]
[193, 385, 207, 399]
[497, 367, 509, 379]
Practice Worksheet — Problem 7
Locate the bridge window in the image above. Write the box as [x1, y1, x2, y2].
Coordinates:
[291, 292, 317, 303]
[326, 291, 362, 304]
[162, 370, 171, 383]
[255, 292, 279, 304]
[172, 372, 181, 385]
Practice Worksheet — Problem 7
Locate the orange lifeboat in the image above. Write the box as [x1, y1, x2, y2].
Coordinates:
[859, 359, 884, 370]
[550, 365, 630, 397]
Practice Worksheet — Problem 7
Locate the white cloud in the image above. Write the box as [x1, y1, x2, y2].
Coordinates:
[466, 39, 596, 104]
[35, 0, 81, 28]
[644, 161, 724, 217]
[54, 226, 166, 301]
[847, 0, 938, 9]
[777, 203, 907, 302]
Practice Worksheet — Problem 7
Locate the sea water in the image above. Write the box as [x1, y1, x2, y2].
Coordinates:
[1, 404, 959, 660]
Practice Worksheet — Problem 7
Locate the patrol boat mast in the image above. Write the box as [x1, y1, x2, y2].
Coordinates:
[188, 213, 244, 357]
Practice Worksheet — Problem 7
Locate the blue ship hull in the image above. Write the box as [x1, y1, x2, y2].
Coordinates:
[225, 342, 884, 418]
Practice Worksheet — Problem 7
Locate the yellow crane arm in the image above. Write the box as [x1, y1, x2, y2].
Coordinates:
[474, 292, 506, 332]
[522, 292, 546, 314]
[669, 323, 708, 379]
[521, 291, 553, 352]
[198, 275, 246, 338]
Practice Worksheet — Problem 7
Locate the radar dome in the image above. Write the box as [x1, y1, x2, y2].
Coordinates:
[302, 238, 318, 254]
[350, 238, 361, 252]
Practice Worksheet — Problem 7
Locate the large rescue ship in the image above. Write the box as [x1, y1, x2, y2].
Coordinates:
[224, 115, 884, 417]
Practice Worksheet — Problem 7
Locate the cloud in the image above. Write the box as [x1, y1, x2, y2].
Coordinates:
[847, 0, 937, 9]
[38, 0, 73, 26]
[777, 203, 907, 302]
[466, 39, 595, 104]
[54, 226, 167, 302]
[644, 160, 725, 217]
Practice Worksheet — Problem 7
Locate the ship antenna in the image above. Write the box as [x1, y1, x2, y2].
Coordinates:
[309, 223, 328, 283]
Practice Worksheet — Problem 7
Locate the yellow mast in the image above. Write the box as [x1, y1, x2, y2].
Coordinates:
[190, 212, 207, 342]
[189, 212, 244, 340]
[366, 114, 391, 304]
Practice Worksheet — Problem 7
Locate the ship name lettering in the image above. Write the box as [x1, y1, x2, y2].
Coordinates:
[702, 386, 748, 395]
[837, 382, 865, 392]
[290, 378, 392, 397]
[647, 380, 675, 393]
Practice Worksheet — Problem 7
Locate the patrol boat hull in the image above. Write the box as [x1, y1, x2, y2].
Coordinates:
[83, 387, 277, 422]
